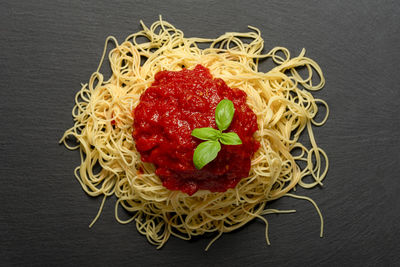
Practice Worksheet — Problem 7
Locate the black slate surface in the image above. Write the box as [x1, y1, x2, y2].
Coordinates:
[1, 0, 399, 266]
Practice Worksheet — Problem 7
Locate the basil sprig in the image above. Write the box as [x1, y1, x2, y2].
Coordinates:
[191, 99, 242, 169]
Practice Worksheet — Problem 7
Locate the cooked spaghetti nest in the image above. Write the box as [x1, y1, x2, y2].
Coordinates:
[60, 18, 329, 250]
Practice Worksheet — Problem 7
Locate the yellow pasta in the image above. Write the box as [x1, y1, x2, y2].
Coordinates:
[60, 17, 329, 250]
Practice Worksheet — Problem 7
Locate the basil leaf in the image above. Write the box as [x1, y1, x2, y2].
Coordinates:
[220, 132, 242, 145]
[191, 127, 221, 141]
[215, 99, 235, 131]
[193, 140, 221, 169]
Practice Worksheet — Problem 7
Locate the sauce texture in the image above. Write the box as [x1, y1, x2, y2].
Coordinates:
[133, 65, 259, 195]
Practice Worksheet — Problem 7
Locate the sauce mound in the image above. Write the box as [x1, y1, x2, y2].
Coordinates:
[133, 65, 259, 195]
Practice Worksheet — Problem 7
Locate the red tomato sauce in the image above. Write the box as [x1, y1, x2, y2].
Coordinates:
[133, 65, 260, 195]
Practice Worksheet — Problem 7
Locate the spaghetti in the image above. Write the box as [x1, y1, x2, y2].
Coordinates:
[60, 18, 329, 250]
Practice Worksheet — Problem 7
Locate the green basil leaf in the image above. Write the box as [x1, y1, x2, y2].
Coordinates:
[220, 132, 242, 145]
[215, 99, 235, 131]
[191, 127, 221, 141]
[193, 140, 221, 169]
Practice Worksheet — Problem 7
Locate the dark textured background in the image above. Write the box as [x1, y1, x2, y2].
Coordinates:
[1, 0, 399, 266]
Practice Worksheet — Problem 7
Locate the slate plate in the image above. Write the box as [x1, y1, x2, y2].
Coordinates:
[1, 1, 399, 266]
